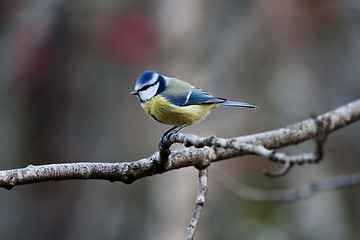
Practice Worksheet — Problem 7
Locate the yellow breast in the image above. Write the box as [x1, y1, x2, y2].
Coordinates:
[141, 95, 219, 126]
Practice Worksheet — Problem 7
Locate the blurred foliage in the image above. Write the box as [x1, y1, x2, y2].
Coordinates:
[0, 0, 359, 239]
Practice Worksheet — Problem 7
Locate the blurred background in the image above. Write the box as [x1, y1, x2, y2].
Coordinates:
[0, 0, 359, 239]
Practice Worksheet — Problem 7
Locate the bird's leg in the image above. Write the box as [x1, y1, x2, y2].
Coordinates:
[158, 126, 177, 160]
[158, 124, 188, 167]
[159, 124, 187, 150]
[166, 124, 187, 139]
[160, 126, 177, 142]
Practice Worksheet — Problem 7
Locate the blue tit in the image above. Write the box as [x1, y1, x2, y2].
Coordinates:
[130, 70, 258, 137]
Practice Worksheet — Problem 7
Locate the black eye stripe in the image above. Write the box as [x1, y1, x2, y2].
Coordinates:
[140, 85, 150, 91]
[140, 80, 158, 91]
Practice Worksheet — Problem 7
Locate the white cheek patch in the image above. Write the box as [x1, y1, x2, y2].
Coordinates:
[139, 82, 159, 102]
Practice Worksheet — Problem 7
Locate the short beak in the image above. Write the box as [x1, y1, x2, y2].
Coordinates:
[130, 90, 138, 95]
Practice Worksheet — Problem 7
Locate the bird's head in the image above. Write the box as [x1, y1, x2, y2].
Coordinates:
[130, 70, 166, 102]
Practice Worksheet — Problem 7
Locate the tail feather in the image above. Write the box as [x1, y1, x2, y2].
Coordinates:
[220, 100, 258, 109]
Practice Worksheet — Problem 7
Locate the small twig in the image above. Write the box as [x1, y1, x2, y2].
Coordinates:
[170, 136, 325, 177]
[213, 169, 360, 202]
[259, 135, 326, 177]
[168, 114, 332, 177]
[186, 168, 208, 240]
[262, 160, 294, 177]
[259, 114, 330, 177]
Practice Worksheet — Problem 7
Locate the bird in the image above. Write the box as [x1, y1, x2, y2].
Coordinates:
[130, 70, 258, 143]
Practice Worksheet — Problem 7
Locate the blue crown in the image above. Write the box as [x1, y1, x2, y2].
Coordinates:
[137, 70, 157, 85]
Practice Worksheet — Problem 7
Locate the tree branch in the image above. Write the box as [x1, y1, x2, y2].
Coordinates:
[186, 168, 208, 240]
[0, 99, 359, 189]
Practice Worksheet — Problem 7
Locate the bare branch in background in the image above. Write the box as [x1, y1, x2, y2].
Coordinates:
[213, 169, 360, 202]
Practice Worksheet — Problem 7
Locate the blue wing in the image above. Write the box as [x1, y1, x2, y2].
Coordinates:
[165, 87, 258, 108]
[160, 78, 224, 106]
[161, 77, 257, 108]
[182, 87, 225, 106]
[164, 86, 224, 106]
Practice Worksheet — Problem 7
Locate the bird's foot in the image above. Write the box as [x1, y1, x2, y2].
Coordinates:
[159, 126, 177, 150]
[158, 124, 188, 166]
